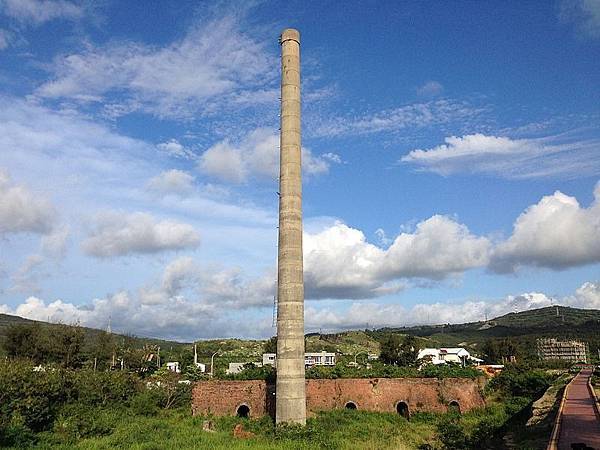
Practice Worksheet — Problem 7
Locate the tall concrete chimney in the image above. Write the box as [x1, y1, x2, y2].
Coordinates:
[276, 28, 306, 425]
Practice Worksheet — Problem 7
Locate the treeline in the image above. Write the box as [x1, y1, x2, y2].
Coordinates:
[2, 322, 194, 373]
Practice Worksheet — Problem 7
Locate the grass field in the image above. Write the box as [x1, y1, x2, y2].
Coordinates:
[26, 409, 439, 450]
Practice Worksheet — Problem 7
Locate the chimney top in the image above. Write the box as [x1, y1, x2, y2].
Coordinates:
[280, 28, 300, 45]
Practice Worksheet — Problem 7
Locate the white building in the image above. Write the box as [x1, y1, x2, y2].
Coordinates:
[262, 353, 277, 367]
[262, 351, 336, 368]
[417, 348, 482, 366]
[226, 362, 263, 375]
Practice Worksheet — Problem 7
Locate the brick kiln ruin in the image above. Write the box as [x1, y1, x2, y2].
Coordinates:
[192, 378, 486, 419]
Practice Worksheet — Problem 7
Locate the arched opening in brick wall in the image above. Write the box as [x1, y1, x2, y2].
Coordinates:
[345, 401, 357, 410]
[236, 404, 250, 418]
[396, 401, 410, 419]
[448, 401, 461, 414]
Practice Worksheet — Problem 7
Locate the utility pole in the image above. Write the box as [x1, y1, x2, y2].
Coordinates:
[210, 350, 219, 378]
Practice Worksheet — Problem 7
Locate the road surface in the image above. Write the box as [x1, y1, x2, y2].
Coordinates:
[558, 369, 600, 450]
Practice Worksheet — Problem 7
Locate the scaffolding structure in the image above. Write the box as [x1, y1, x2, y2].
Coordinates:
[536, 338, 588, 363]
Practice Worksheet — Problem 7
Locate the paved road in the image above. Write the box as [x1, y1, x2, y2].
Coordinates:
[558, 369, 600, 450]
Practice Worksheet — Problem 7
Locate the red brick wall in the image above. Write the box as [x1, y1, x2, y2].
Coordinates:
[192, 378, 485, 418]
[191, 380, 275, 417]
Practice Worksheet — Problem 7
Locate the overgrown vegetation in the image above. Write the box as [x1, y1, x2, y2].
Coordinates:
[0, 307, 586, 448]
[0, 360, 191, 448]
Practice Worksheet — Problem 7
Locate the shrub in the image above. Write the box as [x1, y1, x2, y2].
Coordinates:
[147, 368, 192, 409]
[53, 404, 116, 442]
[487, 365, 552, 399]
[436, 415, 469, 450]
[71, 370, 140, 406]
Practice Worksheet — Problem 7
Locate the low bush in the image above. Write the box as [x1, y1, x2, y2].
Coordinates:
[487, 365, 552, 399]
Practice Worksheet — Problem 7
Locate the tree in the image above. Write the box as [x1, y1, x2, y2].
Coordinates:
[48, 324, 85, 368]
[380, 334, 403, 365]
[380, 334, 418, 367]
[398, 335, 419, 366]
[4, 323, 47, 363]
[263, 336, 277, 353]
[482, 338, 520, 364]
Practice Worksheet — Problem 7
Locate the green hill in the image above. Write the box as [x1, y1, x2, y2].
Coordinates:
[0, 313, 188, 358]
[3, 305, 600, 365]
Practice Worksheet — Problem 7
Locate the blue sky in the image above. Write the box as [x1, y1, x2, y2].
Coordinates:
[0, 0, 599, 341]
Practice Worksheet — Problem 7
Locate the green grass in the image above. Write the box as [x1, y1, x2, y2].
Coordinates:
[22, 409, 439, 450]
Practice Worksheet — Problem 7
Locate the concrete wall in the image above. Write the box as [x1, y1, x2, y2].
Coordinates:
[192, 378, 485, 418]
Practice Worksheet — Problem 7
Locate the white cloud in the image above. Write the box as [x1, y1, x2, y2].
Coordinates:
[312, 99, 482, 138]
[0, 98, 276, 227]
[199, 140, 247, 183]
[199, 128, 336, 183]
[382, 215, 491, 279]
[35, 16, 276, 119]
[0, 292, 225, 341]
[0, 255, 276, 340]
[322, 152, 343, 164]
[0, 169, 55, 235]
[401, 133, 600, 179]
[82, 211, 200, 258]
[156, 140, 197, 160]
[416, 80, 444, 97]
[491, 183, 600, 272]
[140, 256, 274, 308]
[304, 217, 490, 299]
[147, 169, 195, 196]
[2, 0, 83, 24]
[560, 0, 600, 38]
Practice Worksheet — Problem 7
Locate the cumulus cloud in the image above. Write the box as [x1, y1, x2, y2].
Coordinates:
[35, 16, 276, 118]
[147, 169, 195, 196]
[0, 256, 276, 340]
[304, 217, 490, 299]
[0, 292, 224, 341]
[4, 280, 597, 340]
[416, 80, 444, 97]
[401, 133, 600, 179]
[0, 169, 55, 235]
[82, 211, 200, 258]
[305, 281, 600, 332]
[491, 183, 600, 272]
[2, 0, 83, 24]
[199, 128, 337, 183]
[139, 256, 274, 308]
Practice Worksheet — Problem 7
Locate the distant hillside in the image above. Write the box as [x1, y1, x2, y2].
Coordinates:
[371, 305, 600, 362]
[3, 305, 599, 365]
[492, 306, 600, 329]
[0, 313, 187, 355]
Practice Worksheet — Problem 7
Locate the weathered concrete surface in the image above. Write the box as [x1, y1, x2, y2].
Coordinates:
[276, 27, 305, 425]
[192, 378, 486, 418]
